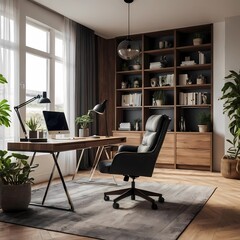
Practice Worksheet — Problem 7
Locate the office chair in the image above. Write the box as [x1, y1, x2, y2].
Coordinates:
[98, 114, 171, 210]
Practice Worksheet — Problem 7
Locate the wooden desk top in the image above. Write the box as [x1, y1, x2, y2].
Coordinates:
[8, 136, 126, 153]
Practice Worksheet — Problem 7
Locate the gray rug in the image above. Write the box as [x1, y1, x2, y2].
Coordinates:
[0, 178, 215, 240]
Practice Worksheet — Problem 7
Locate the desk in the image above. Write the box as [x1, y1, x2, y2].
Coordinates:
[8, 136, 126, 211]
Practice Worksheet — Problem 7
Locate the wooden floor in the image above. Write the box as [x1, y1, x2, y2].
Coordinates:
[0, 168, 240, 240]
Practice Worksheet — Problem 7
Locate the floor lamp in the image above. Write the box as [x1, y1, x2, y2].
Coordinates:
[14, 91, 51, 142]
[88, 99, 109, 137]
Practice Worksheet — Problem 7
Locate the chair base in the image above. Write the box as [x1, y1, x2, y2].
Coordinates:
[104, 179, 164, 210]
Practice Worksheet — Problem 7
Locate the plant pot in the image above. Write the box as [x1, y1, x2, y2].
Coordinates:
[156, 100, 163, 106]
[198, 124, 208, 132]
[79, 128, 89, 137]
[221, 157, 240, 179]
[29, 130, 37, 138]
[1, 183, 31, 212]
[193, 38, 202, 46]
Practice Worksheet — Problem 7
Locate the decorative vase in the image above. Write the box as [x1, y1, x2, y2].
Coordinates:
[79, 128, 89, 137]
[29, 130, 37, 138]
[198, 124, 208, 132]
[221, 157, 240, 179]
[1, 183, 31, 212]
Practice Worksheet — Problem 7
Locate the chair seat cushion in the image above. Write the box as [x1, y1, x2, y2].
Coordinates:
[98, 159, 113, 173]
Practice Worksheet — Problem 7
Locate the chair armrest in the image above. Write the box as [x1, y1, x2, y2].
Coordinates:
[118, 145, 138, 152]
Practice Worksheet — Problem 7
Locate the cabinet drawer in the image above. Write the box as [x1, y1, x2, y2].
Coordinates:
[162, 133, 175, 148]
[176, 133, 211, 149]
[157, 148, 175, 164]
[176, 148, 211, 166]
[112, 131, 143, 146]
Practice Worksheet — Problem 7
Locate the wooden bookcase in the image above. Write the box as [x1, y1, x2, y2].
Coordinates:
[113, 24, 213, 171]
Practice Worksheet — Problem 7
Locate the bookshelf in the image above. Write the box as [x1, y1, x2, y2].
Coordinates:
[113, 24, 213, 171]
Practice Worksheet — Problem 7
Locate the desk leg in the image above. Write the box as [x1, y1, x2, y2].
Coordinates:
[51, 152, 75, 211]
[30, 152, 36, 165]
[72, 148, 86, 180]
[41, 152, 59, 205]
[89, 146, 104, 181]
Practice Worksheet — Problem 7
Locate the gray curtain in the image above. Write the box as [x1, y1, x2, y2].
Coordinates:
[75, 24, 97, 169]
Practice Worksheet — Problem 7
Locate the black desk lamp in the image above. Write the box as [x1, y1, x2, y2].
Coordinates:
[88, 99, 109, 137]
[14, 91, 51, 142]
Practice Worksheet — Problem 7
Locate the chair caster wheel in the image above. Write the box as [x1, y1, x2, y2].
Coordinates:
[113, 202, 119, 209]
[151, 202, 158, 210]
[104, 195, 110, 201]
[158, 196, 164, 203]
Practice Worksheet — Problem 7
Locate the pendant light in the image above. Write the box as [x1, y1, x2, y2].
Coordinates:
[117, 0, 140, 60]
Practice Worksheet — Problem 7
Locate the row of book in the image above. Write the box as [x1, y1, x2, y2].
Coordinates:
[179, 92, 209, 105]
[121, 93, 142, 107]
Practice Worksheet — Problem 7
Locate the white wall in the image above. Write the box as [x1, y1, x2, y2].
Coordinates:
[225, 15, 240, 152]
[212, 15, 240, 172]
[213, 22, 225, 171]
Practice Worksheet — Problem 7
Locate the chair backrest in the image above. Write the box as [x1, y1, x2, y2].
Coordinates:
[138, 115, 165, 153]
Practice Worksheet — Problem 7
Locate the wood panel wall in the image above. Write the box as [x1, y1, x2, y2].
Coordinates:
[96, 36, 116, 136]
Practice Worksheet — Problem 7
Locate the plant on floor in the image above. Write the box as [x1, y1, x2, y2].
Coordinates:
[219, 69, 240, 178]
[0, 73, 37, 211]
[0, 150, 38, 185]
[0, 74, 11, 127]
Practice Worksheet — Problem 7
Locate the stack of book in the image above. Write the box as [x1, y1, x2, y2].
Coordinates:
[118, 122, 131, 131]
[180, 60, 196, 66]
[149, 62, 162, 69]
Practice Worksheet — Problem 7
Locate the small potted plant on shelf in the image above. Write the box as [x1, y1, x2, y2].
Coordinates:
[0, 150, 38, 212]
[153, 90, 165, 106]
[197, 112, 211, 132]
[219, 69, 240, 179]
[132, 57, 141, 70]
[75, 114, 93, 137]
[25, 117, 41, 138]
[193, 33, 203, 46]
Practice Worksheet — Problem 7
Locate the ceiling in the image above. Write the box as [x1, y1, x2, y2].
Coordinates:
[33, 0, 240, 39]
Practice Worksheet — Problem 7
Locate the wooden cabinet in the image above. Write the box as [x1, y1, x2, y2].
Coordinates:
[114, 24, 213, 171]
[112, 131, 143, 146]
[176, 133, 212, 170]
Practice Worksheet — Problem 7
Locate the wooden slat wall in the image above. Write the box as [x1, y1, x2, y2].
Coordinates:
[96, 36, 116, 136]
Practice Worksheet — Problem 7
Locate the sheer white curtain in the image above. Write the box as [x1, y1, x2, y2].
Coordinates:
[59, 17, 77, 174]
[0, 0, 19, 149]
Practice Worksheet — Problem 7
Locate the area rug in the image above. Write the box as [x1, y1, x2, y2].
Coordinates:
[0, 179, 216, 240]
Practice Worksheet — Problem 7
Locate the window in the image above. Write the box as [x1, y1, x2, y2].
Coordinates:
[25, 18, 64, 129]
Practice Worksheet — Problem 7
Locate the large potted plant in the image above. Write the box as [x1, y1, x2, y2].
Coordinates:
[75, 114, 93, 137]
[0, 150, 38, 212]
[0, 73, 38, 211]
[220, 70, 240, 179]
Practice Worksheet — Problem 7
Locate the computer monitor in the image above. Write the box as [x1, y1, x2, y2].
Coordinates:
[43, 111, 70, 136]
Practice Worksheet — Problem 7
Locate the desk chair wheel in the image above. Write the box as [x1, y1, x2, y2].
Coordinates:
[152, 202, 158, 210]
[104, 195, 110, 201]
[113, 202, 119, 209]
[158, 196, 164, 203]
